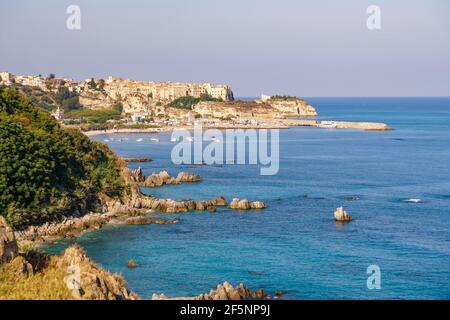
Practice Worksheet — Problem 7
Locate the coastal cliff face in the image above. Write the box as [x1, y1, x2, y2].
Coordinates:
[73, 77, 234, 116]
[192, 97, 317, 120]
[264, 96, 317, 117]
[2, 73, 321, 122]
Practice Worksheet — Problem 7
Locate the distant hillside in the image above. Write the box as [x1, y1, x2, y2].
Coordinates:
[0, 87, 126, 228]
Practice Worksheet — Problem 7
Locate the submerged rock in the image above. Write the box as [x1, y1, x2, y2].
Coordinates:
[334, 206, 352, 222]
[127, 260, 139, 268]
[121, 216, 179, 225]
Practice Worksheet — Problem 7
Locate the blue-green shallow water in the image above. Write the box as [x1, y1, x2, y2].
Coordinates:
[42, 98, 450, 299]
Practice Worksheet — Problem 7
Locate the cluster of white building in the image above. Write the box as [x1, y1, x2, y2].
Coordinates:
[0, 71, 84, 93]
[103, 76, 234, 102]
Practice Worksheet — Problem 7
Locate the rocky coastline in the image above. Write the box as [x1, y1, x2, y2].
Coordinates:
[14, 162, 266, 245]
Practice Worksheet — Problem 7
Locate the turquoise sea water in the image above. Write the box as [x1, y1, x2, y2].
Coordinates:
[43, 98, 450, 299]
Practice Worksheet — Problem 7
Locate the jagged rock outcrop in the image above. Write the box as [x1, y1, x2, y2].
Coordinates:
[130, 167, 145, 183]
[0, 216, 19, 264]
[175, 172, 203, 183]
[334, 206, 352, 222]
[14, 212, 112, 243]
[228, 198, 267, 210]
[142, 171, 202, 188]
[152, 282, 268, 300]
[57, 245, 139, 300]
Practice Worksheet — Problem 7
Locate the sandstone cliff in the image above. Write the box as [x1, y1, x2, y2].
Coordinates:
[264, 96, 317, 117]
[193, 97, 317, 120]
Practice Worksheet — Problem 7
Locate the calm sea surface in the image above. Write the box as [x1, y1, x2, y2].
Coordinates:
[43, 98, 450, 299]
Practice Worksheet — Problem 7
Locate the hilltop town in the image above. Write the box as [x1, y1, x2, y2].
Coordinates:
[0, 72, 391, 132]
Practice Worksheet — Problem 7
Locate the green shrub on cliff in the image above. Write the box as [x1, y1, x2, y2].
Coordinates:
[65, 103, 122, 124]
[169, 93, 222, 110]
[0, 87, 125, 228]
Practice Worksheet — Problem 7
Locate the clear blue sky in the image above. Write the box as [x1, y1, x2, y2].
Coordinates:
[1, 0, 449, 97]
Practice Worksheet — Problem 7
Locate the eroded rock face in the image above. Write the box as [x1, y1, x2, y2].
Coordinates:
[175, 172, 202, 183]
[0, 216, 19, 264]
[130, 167, 145, 183]
[152, 282, 268, 300]
[266, 97, 317, 117]
[334, 207, 352, 222]
[228, 198, 267, 210]
[58, 245, 139, 300]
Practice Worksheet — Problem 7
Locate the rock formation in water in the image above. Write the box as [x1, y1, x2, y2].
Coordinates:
[334, 206, 352, 222]
[228, 198, 267, 210]
[141, 171, 202, 187]
[152, 281, 268, 300]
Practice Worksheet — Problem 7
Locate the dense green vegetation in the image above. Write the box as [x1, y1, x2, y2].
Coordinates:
[65, 103, 123, 124]
[169, 93, 222, 110]
[270, 95, 299, 101]
[0, 87, 125, 228]
[13, 83, 80, 112]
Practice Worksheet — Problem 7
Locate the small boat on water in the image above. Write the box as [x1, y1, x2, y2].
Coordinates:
[150, 138, 160, 142]
[136, 138, 143, 142]
[170, 138, 178, 143]
[104, 139, 110, 142]
[404, 198, 423, 203]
